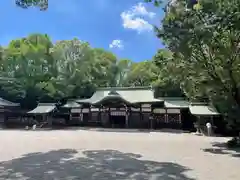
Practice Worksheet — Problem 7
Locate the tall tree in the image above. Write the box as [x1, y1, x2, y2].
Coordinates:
[126, 60, 158, 87]
[91, 48, 118, 87]
[151, 0, 240, 131]
[116, 59, 133, 87]
[0, 34, 54, 108]
[50, 39, 95, 98]
[153, 49, 183, 97]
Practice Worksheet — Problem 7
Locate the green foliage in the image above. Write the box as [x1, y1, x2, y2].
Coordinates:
[126, 61, 158, 87]
[16, 0, 48, 10]
[144, 0, 163, 7]
[0, 34, 181, 108]
[152, 0, 240, 131]
[16, 0, 160, 10]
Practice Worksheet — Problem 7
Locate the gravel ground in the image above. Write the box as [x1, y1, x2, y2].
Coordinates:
[0, 128, 239, 180]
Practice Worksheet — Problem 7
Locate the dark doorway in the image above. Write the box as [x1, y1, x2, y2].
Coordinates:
[110, 115, 126, 128]
[181, 109, 196, 132]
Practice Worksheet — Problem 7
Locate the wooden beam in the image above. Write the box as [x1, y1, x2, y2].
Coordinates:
[165, 108, 167, 124]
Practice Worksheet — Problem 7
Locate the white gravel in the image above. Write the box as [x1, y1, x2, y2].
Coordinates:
[0, 129, 239, 180]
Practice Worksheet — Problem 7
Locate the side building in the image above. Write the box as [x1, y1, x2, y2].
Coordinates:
[0, 97, 20, 127]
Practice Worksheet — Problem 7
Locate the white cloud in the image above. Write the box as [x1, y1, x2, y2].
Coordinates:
[109, 39, 124, 49]
[121, 3, 156, 33]
[131, 3, 156, 18]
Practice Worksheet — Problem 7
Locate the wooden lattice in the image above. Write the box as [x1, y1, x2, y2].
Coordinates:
[168, 114, 181, 124]
[153, 114, 165, 122]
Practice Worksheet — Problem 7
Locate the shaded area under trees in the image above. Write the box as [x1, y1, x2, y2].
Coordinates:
[0, 149, 195, 180]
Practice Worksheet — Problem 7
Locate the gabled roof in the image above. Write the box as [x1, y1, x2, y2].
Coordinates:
[28, 103, 56, 114]
[0, 98, 19, 107]
[76, 98, 91, 104]
[162, 97, 189, 109]
[92, 94, 131, 105]
[189, 104, 219, 116]
[76, 87, 162, 105]
[62, 101, 82, 108]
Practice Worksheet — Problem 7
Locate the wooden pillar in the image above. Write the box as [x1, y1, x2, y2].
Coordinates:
[129, 106, 132, 128]
[109, 107, 111, 128]
[150, 106, 153, 129]
[46, 114, 52, 127]
[125, 108, 128, 128]
[79, 107, 83, 125]
[210, 116, 214, 135]
[98, 106, 101, 126]
[150, 115, 153, 130]
[140, 104, 143, 128]
[196, 116, 201, 133]
[125, 111, 128, 128]
[179, 110, 182, 129]
[80, 107, 83, 122]
[69, 109, 72, 121]
[165, 108, 168, 125]
[89, 106, 92, 122]
[210, 116, 213, 124]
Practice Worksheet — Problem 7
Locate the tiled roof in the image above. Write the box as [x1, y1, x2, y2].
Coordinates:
[189, 105, 219, 115]
[164, 100, 189, 109]
[77, 87, 162, 105]
[62, 101, 81, 108]
[28, 103, 56, 114]
[0, 98, 19, 107]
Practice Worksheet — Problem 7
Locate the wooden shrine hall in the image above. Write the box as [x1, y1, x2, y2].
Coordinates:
[61, 87, 220, 130]
[22, 87, 220, 130]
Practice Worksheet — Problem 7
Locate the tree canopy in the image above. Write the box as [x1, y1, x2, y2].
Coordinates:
[16, 0, 48, 10]
[0, 34, 179, 108]
[16, 0, 162, 10]
[150, 0, 240, 131]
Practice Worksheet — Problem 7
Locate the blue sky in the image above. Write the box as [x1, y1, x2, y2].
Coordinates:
[0, 0, 165, 62]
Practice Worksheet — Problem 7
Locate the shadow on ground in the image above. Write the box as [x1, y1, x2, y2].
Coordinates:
[202, 142, 240, 158]
[0, 149, 195, 180]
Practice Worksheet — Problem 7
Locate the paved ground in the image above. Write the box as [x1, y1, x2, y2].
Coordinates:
[0, 128, 239, 180]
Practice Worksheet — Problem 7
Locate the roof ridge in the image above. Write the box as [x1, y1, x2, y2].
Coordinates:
[160, 97, 187, 101]
[190, 102, 209, 106]
[38, 103, 56, 106]
[0, 97, 19, 106]
[97, 86, 152, 91]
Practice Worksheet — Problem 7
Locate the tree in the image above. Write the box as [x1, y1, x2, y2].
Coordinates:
[16, 0, 48, 10]
[144, 0, 163, 6]
[152, 0, 240, 133]
[126, 60, 158, 87]
[0, 32, 185, 111]
[50, 39, 95, 98]
[153, 49, 183, 97]
[16, 0, 160, 10]
[91, 48, 118, 87]
[0, 34, 54, 108]
[116, 59, 133, 87]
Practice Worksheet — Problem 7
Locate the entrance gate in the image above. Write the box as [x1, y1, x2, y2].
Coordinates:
[109, 110, 126, 128]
